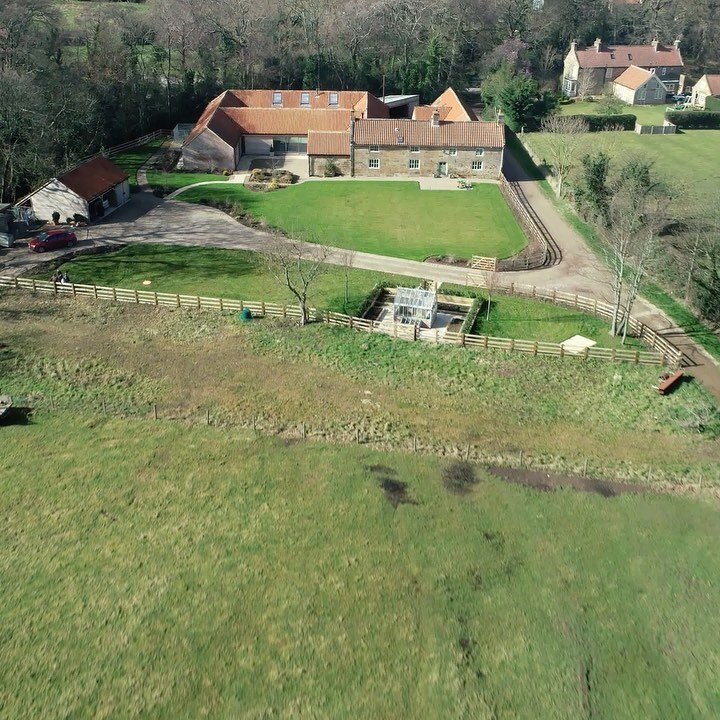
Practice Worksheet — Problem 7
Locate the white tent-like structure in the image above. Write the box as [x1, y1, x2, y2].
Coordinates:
[393, 287, 437, 328]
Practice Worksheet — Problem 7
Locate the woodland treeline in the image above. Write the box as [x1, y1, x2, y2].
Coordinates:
[1, 0, 719, 203]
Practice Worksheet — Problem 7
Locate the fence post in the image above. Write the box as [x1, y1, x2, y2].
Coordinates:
[134, 289, 139, 304]
[509, 338, 515, 351]
[533, 341, 538, 356]
[510, 282, 515, 295]
[634, 350, 639, 364]
[283, 304, 287, 318]
[612, 348, 617, 362]
[559, 344, 564, 359]
[483, 335, 488, 349]
[175, 293, 180, 308]
[54, 281, 58, 296]
[574, 294, 578, 309]
[153, 403, 158, 420]
[206, 408, 210, 425]
[413, 325, 417, 341]
[461, 333, 466, 347]
[94, 285, 98, 299]
[113, 287, 117, 302]
[196, 295, 201, 309]
[349, 316, 354, 329]
[261, 301, 266, 316]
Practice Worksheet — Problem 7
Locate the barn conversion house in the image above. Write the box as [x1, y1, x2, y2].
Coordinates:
[183, 87, 504, 180]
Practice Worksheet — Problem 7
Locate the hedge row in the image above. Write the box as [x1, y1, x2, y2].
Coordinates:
[664, 110, 720, 128]
[564, 113, 637, 131]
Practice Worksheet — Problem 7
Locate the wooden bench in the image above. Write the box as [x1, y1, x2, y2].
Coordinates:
[654, 370, 684, 395]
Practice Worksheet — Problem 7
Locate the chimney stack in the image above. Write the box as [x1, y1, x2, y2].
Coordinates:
[673, 38, 681, 49]
[570, 40, 577, 52]
[651, 38, 659, 51]
[430, 109, 440, 128]
[594, 37, 602, 52]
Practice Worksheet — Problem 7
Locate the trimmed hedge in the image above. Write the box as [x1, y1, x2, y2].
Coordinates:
[459, 297, 482, 334]
[664, 110, 720, 128]
[564, 113, 637, 131]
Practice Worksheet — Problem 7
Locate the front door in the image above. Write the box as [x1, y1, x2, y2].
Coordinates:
[437, 162, 448, 176]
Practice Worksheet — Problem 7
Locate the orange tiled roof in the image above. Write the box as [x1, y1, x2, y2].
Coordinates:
[58, 156, 128, 201]
[614, 65, 654, 90]
[353, 119, 504, 148]
[307, 131, 351, 156]
[413, 88, 478, 122]
[703, 74, 720, 95]
[184, 89, 388, 148]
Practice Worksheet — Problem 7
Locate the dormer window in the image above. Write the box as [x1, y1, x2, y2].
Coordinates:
[328, 92, 338, 106]
[300, 92, 310, 106]
[273, 91, 282, 106]
[628, 53, 632, 60]
[610, 53, 615, 59]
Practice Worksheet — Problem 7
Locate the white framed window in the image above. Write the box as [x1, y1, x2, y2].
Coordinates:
[369, 145, 379, 153]
[368, 158, 380, 169]
[475, 148, 484, 156]
[410, 145, 420, 153]
[605, 68, 613, 80]
[272, 91, 282, 106]
[448, 147, 458, 156]
[328, 92, 338, 106]
[472, 161, 483, 171]
[655, 85, 665, 99]
[300, 92, 310, 106]
[661, 66, 667, 76]
[409, 159, 420, 169]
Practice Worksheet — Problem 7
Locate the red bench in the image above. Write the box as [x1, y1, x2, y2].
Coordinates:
[655, 370, 684, 395]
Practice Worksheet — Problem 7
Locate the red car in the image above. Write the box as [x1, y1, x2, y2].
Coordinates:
[28, 229, 78, 253]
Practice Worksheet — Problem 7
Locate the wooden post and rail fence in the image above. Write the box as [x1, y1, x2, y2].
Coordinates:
[0, 275, 682, 368]
[471, 173, 549, 273]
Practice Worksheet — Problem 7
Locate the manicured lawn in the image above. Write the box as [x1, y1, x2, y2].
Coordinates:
[49, 244, 419, 315]
[111, 139, 166, 187]
[145, 170, 229, 193]
[470, 293, 642, 348]
[2, 412, 720, 718]
[177, 181, 528, 261]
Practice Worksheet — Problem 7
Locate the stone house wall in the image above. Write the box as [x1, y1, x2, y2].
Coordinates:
[352, 146, 502, 179]
[309, 155, 352, 177]
[183, 129, 236, 171]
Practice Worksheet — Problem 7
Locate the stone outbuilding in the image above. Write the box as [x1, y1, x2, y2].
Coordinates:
[22, 156, 130, 223]
[690, 74, 720, 108]
[613, 65, 668, 105]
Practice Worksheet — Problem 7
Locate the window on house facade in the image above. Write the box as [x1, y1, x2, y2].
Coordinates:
[368, 158, 380, 169]
[409, 159, 420, 169]
[328, 92, 338, 106]
[605, 68, 613, 80]
[655, 85, 665, 99]
[471, 161, 483, 171]
[300, 92, 310, 106]
[448, 148, 457, 156]
[410, 146, 420, 153]
[475, 148, 484, 156]
[273, 91, 282, 106]
[369, 145, 379, 152]
[661, 66, 667, 76]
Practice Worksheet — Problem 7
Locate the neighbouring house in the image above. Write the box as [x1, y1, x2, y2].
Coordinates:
[20, 156, 130, 223]
[613, 65, 668, 104]
[691, 74, 720, 108]
[562, 38, 683, 97]
[182, 89, 392, 173]
[183, 87, 504, 179]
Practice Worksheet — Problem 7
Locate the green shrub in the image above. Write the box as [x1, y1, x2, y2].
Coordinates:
[664, 110, 720, 128]
[564, 113, 636, 131]
[323, 159, 341, 177]
[459, 297, 482, 334]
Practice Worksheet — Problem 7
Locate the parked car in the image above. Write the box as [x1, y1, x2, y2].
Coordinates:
[672, 93, 688, 103]
[28, 229, 77, 253]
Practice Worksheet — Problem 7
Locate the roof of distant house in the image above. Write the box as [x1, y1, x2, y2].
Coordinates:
[184, 89, 388, 147]
[700, 74, 720, 95]
[412, 87, 478, 122]
[614, 65, 655, 90]
[307, 131, 351, 156]
[574, 41, 683, 69]
[353, 118, 504, 148]
[57, 156, 129, 202]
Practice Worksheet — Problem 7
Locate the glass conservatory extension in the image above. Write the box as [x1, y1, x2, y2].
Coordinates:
[392, 287, 438, 328]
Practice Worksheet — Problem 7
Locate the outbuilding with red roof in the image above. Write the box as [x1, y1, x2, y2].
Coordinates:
[23, 155, 130, 223]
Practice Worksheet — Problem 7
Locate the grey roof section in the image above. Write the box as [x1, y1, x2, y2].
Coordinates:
[381, 94, 420, 108]
[393, 286, 437, 310]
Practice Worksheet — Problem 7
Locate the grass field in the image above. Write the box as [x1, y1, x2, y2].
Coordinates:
[47, 244, 420, 315]
[176, 181, 528, 261]
[2, 293, 717, 476]
[524, 127, 720, 210]
[111, 139, 166, 187]
[2, 412, 720, 718]
[470, 293, 642, 348]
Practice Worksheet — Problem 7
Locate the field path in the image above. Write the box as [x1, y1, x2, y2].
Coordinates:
[3, 161, 719, 401]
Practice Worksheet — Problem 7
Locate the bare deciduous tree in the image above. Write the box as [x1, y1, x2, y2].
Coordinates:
[262, 235, 330, 325]
[539, 114, 588, 197]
